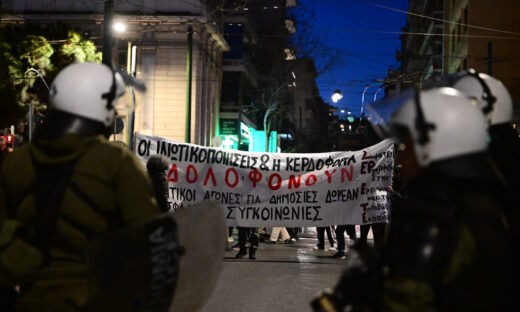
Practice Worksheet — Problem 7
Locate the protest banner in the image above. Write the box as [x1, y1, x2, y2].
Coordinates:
[135, 133, 394, 227]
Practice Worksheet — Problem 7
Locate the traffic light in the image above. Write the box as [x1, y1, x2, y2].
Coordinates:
[6, 134, 13, 148]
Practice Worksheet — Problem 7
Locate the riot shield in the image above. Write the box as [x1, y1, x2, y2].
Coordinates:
[87, 200, 225, 312]
[170, 200, 226, 311]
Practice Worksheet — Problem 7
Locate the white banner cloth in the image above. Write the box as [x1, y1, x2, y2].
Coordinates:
[135, 133, 394, 227]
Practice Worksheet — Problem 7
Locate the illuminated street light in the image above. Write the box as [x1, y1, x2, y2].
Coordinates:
[331, 89, 343, 103]
[24, 68, 50, 142]
[340, 109, 345, 114]
[25, 68, 50, 91]
[374, 87, 384, 102]
[113, 22, 126, 33]
[360, 85, 372, 116]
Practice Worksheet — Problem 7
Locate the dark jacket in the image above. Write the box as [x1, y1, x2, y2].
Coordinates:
[489, 123, 520, 190]
[0, 134, 160, 310]
[383, 152, 516, 311]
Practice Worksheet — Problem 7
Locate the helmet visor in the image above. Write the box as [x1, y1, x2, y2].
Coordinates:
[366, 89, 415, 141]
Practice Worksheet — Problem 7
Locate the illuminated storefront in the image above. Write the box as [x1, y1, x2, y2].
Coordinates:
[219, 117, 277, 153]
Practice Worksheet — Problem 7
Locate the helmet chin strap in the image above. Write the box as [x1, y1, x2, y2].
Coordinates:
[414, 88, 436, 146]
[33, 110, 106, 140]
[101, 68, 117, 110]
[466, 69, 497, 115]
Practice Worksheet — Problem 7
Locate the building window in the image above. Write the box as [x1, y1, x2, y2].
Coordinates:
[285, 19, 296, 34]
[223, 24, 244, 60]
[284, 48, 296, 60]
[221, 72, 241, 105]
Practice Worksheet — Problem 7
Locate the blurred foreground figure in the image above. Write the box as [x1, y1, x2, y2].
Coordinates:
[447, 69, 520, 191]
[0, 136, 8, 164]
[311, 87, 516, 311]
[0, 63, 161, 311]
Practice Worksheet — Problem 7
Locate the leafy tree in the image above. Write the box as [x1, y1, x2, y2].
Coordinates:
[244, 76, 291, 152]
[0, 30, 54, 130]
[0, 25, 101, 134]
[56, 31, 101, 68]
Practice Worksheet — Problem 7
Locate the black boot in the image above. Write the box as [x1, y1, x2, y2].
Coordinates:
[249, 246, 257, 260]
[235, 247, 247, 259]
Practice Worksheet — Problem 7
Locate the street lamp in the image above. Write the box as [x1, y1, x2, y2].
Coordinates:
[25, 68, 50, 142]
[373, 87, 384, 102]
[331, 89, 343, 103]
[113, 22, 126, 33]
[111, 21, 139, 148]
[360, 85, 373, 117]
[26, 68, 50, 91]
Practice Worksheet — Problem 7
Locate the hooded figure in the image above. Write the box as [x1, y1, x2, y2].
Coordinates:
[146, 155, 170, 213]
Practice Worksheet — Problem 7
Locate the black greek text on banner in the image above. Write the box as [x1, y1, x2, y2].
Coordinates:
[135, 133, 394, 227]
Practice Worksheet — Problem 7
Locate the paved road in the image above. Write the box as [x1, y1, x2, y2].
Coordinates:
[200, 235, 352, 312]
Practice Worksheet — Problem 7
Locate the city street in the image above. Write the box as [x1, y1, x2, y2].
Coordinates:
[2, 1, 519, 311]
[201, 233, 354, 312]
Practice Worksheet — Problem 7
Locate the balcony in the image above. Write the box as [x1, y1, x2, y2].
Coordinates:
[285, 48, 296, 60]
[285, 19, 296, 34]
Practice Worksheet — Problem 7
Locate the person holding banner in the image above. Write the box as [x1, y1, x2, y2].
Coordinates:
[359, 221, 385, 255]
[345, 225, 357, 244]
[235, 227, 259, 260]
[311, 87, 516, 311]
[333, 224, 357, 259]
[314, 226, 336, 251]
[269, 227, 291, 244]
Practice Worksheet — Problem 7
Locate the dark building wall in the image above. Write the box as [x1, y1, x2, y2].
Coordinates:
[467, 0, 520, 121]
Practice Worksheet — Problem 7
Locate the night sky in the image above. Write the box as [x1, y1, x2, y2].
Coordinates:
[294, 0, 409, 116]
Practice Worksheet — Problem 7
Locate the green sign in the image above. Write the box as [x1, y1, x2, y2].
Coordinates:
[221, 119, 238, 135]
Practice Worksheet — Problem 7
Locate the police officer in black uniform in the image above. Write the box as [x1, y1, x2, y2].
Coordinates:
[311, 87, 516, 312]
[447, 69, 520, 190]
